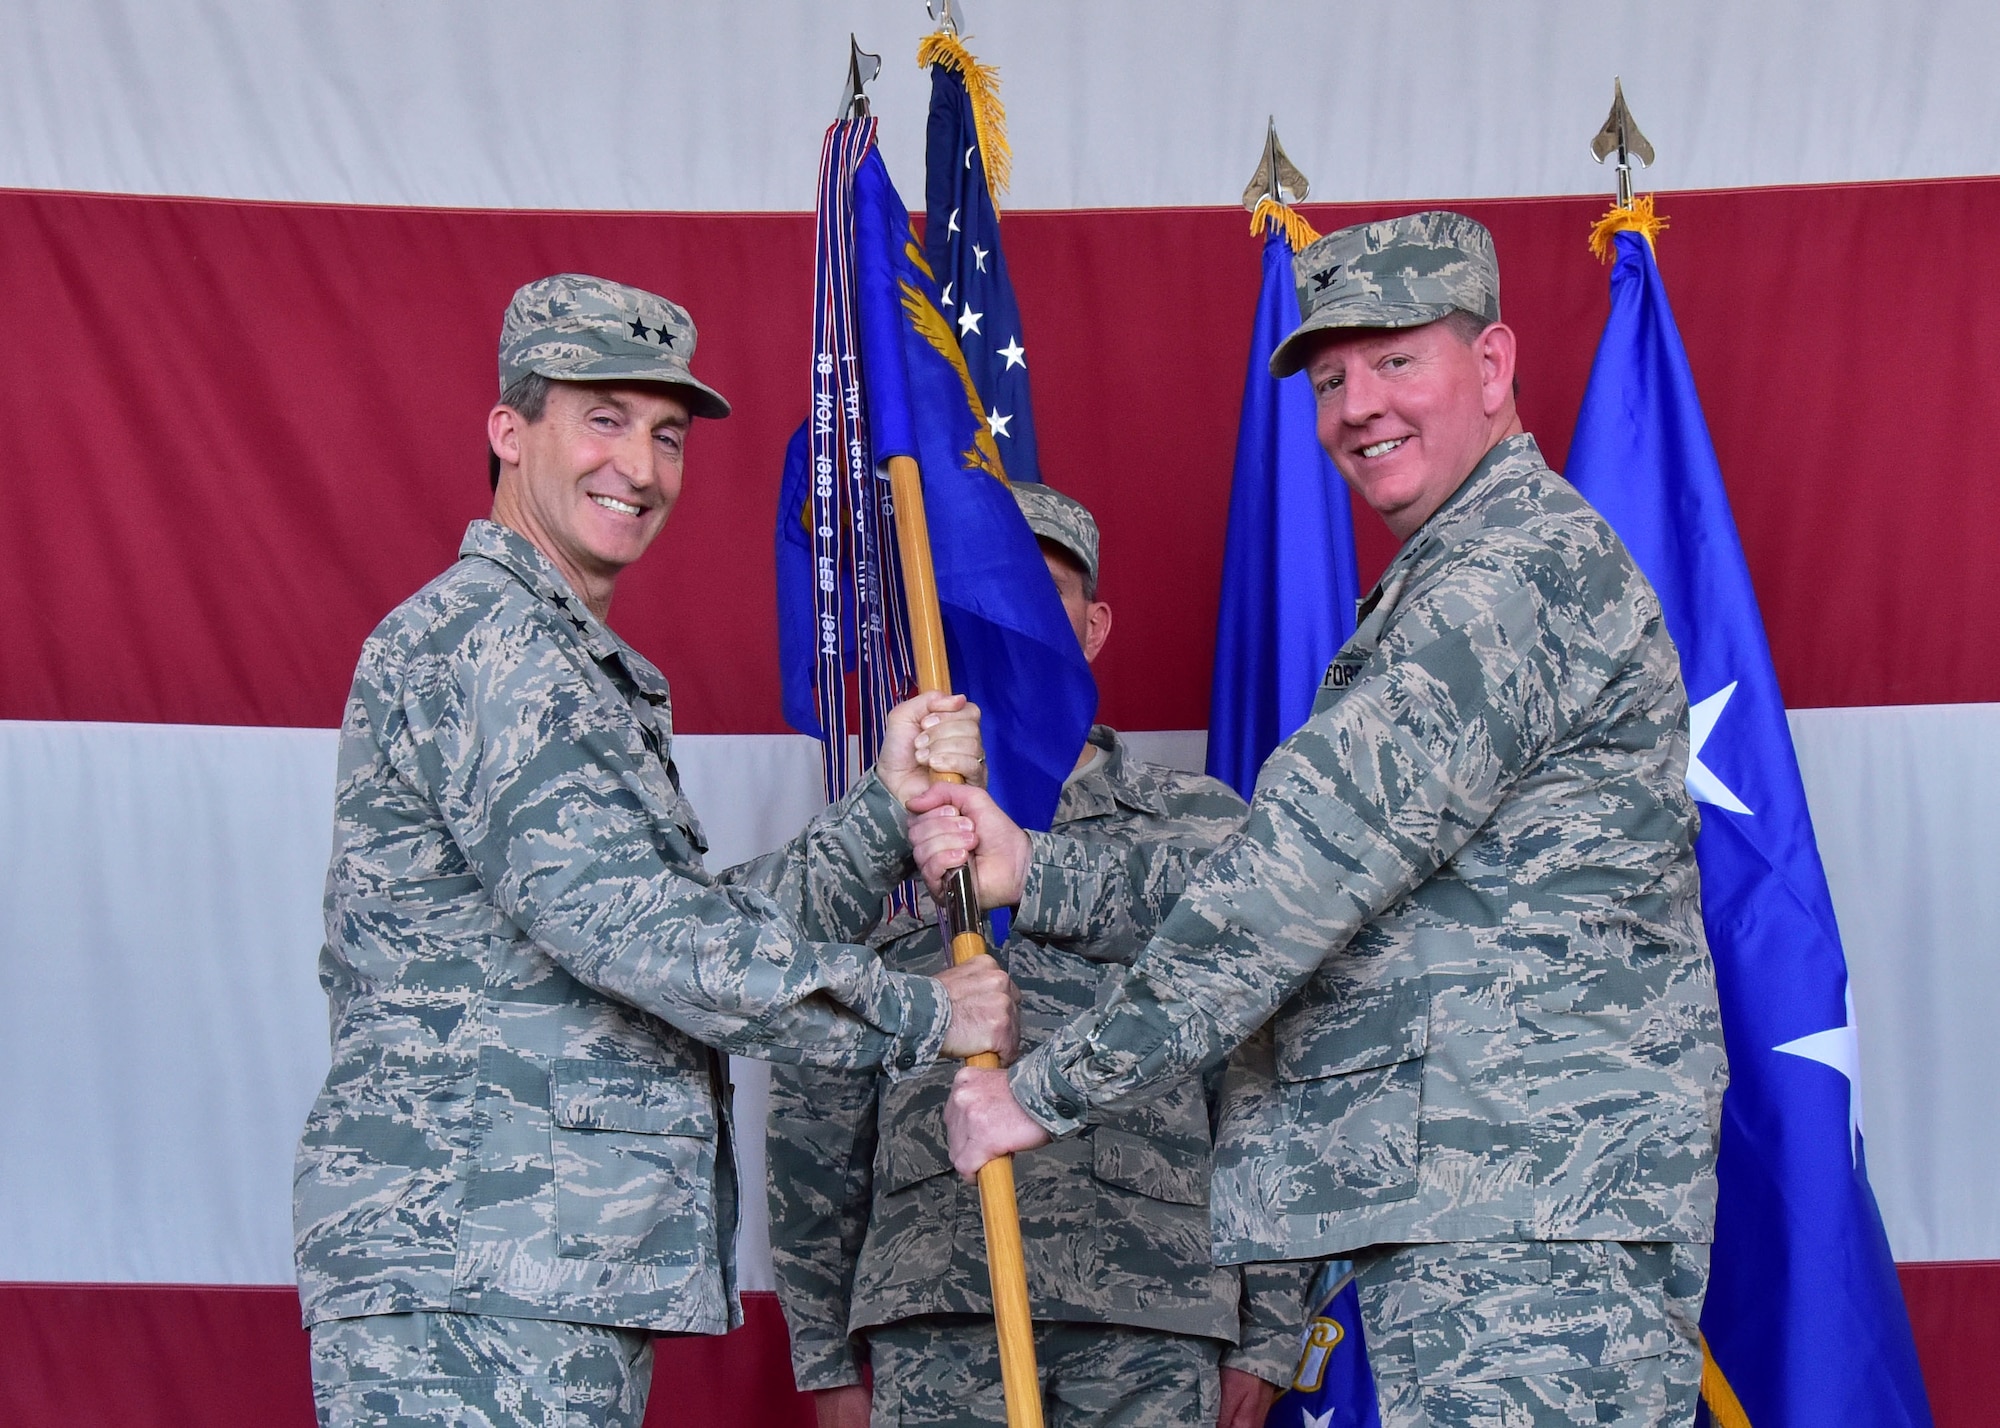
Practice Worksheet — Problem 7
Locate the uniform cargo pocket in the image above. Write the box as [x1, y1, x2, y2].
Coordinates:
[1406, 1243, 1675, 1386]
[550, 1059, 716, 1265]
[1091, 1126, 1209, 1206]
[1271, 986, 1429, 1215]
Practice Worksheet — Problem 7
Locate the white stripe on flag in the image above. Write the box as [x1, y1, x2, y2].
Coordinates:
[1788, 703, 2000, 1263]
[2, 712, 1994, 1286]
[2, 1, 1999, 210]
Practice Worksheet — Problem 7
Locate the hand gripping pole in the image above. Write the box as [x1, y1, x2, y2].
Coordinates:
[887, 454, 1043, 1428]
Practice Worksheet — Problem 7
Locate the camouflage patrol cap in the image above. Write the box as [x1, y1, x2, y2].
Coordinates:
[499, 273, 731, 419]
[1012, 481, 1100, 594]
[1268, 211, 1501, 378]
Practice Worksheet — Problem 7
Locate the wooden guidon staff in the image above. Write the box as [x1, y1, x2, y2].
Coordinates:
[887, 454, 1044, 1428]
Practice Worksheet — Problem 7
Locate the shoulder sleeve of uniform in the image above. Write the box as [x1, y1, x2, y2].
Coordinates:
[1010, 541, 1612, 1130]
[1012, 763, 1249, 965]
[389, 597, 949, 1077]
[717, 768, 913, 943]
[1014, 823, 1235, 961]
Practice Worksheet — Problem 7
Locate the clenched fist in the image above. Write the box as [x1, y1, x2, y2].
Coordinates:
[936, 953, 1020, 1063]
[945, 1064, 1051, 1177]
[905, 782, 1032, 911]
[875, 692, 986, 805]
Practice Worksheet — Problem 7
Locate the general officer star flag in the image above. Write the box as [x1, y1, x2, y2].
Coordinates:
[776, 117, 1096, 838]
[1566, 226, 1932, 1428]
[920, 31, 1041, 484]
[1207, 212, 1362, 800]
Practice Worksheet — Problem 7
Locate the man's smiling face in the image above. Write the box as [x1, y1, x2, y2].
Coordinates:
[491, 380, 691, 602]
[1304, 317, 1519, 541]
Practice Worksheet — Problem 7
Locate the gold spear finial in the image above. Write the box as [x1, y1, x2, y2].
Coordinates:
[1242, 119, 1318, 248]
[1587, 78, 1667, 259]
[1590, 77, 1655, 209]
[1241, 117, 1309, 211]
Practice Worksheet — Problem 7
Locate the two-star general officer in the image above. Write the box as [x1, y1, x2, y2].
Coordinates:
[916, 215, 1728, 1428]
[294, 274, 1017, 1428]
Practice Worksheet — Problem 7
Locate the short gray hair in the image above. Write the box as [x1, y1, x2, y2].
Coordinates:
[488, 372, 554, 489]
[1438, 308, 1492, 345]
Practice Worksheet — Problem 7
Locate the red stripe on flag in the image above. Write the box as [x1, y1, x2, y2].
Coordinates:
[1899, 1260, 2000, 1428]
[1, 1275, 1991, 1426]
[0, 1282, 315, 1427]
[0, 1283, 814, 1427]
[3, 180, 1999, 733]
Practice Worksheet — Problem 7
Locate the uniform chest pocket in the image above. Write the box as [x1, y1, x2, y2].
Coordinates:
[878, 1068, 955, 1193]
[550, 1059, 717, 1267]
[1270, 985, 1430, 1215]
[1089, 1078, 1214, 1206]
[1092, 1127, 1208, 1206]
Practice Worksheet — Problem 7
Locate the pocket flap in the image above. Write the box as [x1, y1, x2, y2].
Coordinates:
[1274, 984, 1429, 1082]
[880, 1070, 954, 1192]
[551, 1059, 716, 1138]
[1092, 1126, 1208, 1206]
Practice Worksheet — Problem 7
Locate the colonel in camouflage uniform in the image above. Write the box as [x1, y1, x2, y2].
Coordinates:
[294, 274, 1018, 1428]
[766, 483, 1311, 1428]
[920, 214, 1728, 1428]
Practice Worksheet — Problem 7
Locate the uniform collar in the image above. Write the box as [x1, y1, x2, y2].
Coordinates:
[1357, 432, 1547, 623]
[1055, 725, 1170, 823]
[458, 519, 671, 702]
[1412, 430, 1546, 549]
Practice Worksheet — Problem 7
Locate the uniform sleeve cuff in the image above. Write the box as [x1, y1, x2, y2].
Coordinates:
[786, 1340, 866, 1393]
[1220, 1340, 1300, 1388]
[1012, 831, 1093, 940]
[1224, 1260, 1316, 1384]
[878, 969, 949, 1082]
[1005, 1043, 1087, 1138]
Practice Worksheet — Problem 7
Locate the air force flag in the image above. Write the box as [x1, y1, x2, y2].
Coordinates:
[923, 46, 1042, 484]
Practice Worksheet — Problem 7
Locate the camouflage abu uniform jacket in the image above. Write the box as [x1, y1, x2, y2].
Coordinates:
[295, 521, 950, 1336]
[1007, 436, 1727, 1264]
[767, 729, 1311, 1389]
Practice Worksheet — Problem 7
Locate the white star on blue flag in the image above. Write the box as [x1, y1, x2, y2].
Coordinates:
[1687, 681, 1752, 814]
[1775, 983, 1864, 1166]
[922, 50, 1042, 481]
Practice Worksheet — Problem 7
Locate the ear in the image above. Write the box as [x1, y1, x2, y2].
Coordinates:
[1081, 600, 1113, 664]
[488, 404, 525, 472]
[1475, 323, 1518, 418]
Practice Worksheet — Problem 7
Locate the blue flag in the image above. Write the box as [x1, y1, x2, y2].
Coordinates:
[1567, 229, 1933, 1428]
[1207, 221, 1362, 799]
[1264, 1268, 1381, 1428]
[923, 50, 1041, 484]
[776, 118, 1095, 836]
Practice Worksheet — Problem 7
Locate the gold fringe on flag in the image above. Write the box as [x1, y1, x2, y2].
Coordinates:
[1249, 196, 1320, 252]
[1698, 1336, 1753, 1428]
[917, 30, 1012, 206]
[1589, 192, 1668, 262]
